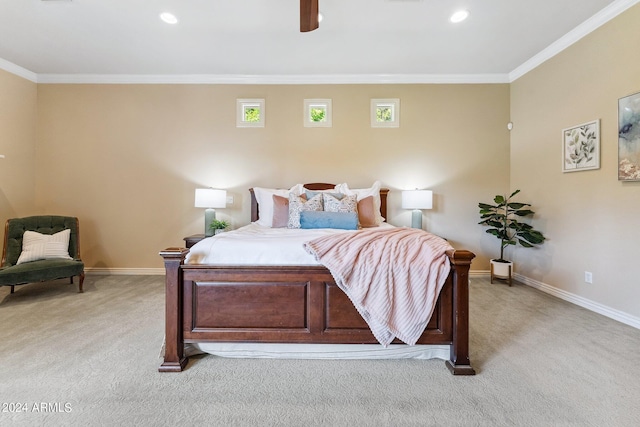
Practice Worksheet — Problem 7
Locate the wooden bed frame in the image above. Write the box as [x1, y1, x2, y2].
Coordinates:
[159, 184, 476, 375]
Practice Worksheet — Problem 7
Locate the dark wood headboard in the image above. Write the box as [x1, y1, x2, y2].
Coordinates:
[249, 183, 389, 223]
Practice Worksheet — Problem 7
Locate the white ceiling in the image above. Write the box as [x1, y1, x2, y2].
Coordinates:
[0, 0, 636, 83]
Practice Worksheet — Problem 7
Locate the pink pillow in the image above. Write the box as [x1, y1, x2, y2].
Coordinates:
[272, 195, 289, 228]
[272, 194, 308, 227]
[357, 196, 378, 228]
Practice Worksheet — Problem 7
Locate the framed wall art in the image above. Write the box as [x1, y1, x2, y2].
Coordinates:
[303, 99, 332, 127]
[562, 119, 600, 173]
[618, 91, 640, 181]
[371, 99, 400, 128]
[236, 99, 265, 128]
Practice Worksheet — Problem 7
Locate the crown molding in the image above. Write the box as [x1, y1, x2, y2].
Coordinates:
[0, 57, 37, 82]
[509, 0, 640, 82]
[35, 73, 509, 85]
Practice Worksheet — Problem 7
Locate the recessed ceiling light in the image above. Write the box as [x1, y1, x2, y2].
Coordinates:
[160, 12, 178, 25]
[450, 10, 469, 23]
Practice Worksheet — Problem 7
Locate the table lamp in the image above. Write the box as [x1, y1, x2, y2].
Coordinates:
[195, 188, 227, 236]
[402, 189, 433, 229]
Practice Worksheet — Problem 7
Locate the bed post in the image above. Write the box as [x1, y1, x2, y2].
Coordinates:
[445, 249, 476, 375]
[159, 247, 190, 372]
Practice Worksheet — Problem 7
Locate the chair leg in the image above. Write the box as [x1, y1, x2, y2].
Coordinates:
[70, 276, 74, 284]
[10, 285, 14, 294]
[78, 272, 85, 293]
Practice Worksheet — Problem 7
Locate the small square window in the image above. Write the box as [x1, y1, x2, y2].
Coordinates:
[371, 99, 400, 128]
[304, 99, 332, 127]
[237, 99, 265, 127]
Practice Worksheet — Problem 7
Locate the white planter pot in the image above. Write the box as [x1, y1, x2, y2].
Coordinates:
[490, 259, 513, 286]
[490, 259, 513, 278]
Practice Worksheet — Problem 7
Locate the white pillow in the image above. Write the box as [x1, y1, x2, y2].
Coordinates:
[16, 229, 73, 265]
[335, 181, 385, 225]
[253, 184, 304, 227]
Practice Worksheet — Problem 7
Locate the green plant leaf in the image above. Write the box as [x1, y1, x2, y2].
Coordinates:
[517, 239, 534, 248]
[478, 203, 496, 210]
[520, 230, 545, 243]
[485, 220, 504, 228]
[485, 229, 500, 237]
[494, 195, 505, 204]
[507, 202, 530, 209]
[513, 209, 535, 216]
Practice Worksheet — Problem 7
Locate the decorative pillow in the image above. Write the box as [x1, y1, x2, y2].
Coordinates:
[335, 181, 384, 225]
[300, 211, 359, 230]
[305, 190, 344, 201]
[272, 194, 309, 228]
[16, 229, 72, 265]
[253, 184, 304, 227]
[271, 195, 289, 228]
[357, 196, 378, 228]
[287, 193, 323, 229]
[323, 193, 357, 213]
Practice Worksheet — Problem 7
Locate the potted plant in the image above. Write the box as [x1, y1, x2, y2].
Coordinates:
[478, 190, 545, 283]
[209, 219, 229, 235]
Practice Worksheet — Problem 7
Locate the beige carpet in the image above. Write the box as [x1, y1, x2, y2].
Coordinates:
[1, 275, 639, 426]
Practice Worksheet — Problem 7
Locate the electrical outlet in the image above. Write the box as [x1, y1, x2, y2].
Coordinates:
[226, 196, 234, 205]
[584, 271, 593, 284]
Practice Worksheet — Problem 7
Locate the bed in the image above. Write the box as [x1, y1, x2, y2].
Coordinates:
[159, 183, 476, 375]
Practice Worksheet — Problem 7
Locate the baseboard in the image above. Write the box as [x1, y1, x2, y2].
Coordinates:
[514, 273, 640, 330]
[470, 270, 489, 277]
[85, 268, 164, 276]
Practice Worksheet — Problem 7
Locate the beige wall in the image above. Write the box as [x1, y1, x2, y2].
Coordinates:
[34, 83, 510, 269]
[0, 69, 37, 238]
[510, 4, 640, 318]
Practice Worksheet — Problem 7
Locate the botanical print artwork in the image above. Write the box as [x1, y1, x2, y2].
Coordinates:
[618, 91, 640, 181]
[562, 120, 600, 172]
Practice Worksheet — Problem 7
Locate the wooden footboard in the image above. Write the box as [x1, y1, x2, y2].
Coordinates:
[159, 248, 475, 375]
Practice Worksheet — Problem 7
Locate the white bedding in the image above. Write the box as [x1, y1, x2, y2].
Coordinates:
[180, 221, 448, 361]
[185, 222, 393, 266]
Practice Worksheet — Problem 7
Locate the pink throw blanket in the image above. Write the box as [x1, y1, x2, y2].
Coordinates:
[304, 227, 453, 346]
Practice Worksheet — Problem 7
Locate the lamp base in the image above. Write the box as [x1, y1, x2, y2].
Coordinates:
[411, 210, 423, 229]
[204, 208, 216, 237]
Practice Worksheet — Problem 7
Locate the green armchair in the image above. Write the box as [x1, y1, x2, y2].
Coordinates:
[0, 216, 85, 294]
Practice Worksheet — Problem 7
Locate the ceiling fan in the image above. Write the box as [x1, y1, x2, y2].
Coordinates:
[300, 0, 319, 32]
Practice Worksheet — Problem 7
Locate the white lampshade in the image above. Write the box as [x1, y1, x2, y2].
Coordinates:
[195, 188, 227, 237]
[195, 188, 227, 209]
[402, 190, 433, 210]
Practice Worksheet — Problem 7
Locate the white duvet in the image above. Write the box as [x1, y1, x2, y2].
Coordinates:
[181, 222, 449, 360]
[185, 223, 393, 265]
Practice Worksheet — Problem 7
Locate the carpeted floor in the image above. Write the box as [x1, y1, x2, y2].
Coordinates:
[0, 275, 639, 426]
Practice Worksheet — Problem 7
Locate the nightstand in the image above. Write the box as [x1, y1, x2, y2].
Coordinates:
[183, 234, 206, 249]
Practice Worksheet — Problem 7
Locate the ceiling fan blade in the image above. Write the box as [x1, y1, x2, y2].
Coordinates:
[300, 0, 319, 32]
